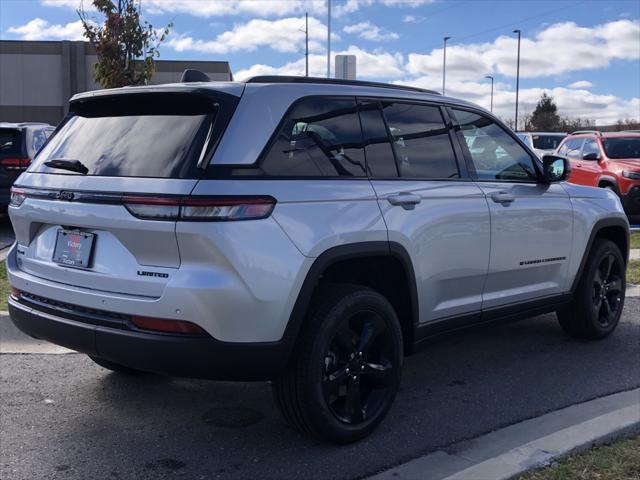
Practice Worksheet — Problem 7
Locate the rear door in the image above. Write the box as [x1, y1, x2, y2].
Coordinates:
[362, 99, 491, 324]
[10, 90, 237, 298]
[449, 107, 573, 309]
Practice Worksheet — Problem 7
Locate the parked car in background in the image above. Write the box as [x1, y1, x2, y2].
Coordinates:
[0, 122, 55, 209]
[556, 130, 640, 223]
[517, 132, 566, 158]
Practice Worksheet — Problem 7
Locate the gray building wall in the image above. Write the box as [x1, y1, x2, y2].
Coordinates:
[0, 40, 233, 125]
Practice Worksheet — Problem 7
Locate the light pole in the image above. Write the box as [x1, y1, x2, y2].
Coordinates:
[442, 36, 451, 95]
[327, 0, 331, 78]
[305, 12, 309, 77]
[513, 29, 521, 131]
[485, 75, 494, 112]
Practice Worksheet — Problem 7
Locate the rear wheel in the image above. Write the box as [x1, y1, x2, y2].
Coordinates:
[89, 355, 148, 375]
[273, 284, 403, 443]
[557, 239, 626, 339]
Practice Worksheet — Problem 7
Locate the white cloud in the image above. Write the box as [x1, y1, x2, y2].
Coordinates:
[41, 0, 94, 10]
[403, 15, 424, 23]
[343, 21, 398, 41]
[235, 45, 404, 80]
[407, 19, 640, 80]
[568, 80, 594, 89]
[167, 16, 330, 55]
[7, 18, 86, 40]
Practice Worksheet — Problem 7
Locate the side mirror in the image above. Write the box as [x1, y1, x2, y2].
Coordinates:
[582, 152, 600, 161]
[542, 154, 571, 183]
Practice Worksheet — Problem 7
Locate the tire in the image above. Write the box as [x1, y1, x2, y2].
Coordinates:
[273, 284, 403, 443]
[557, 239, 626, 340]
[89, 355, 148, 375]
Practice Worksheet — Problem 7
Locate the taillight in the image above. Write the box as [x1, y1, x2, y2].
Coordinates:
[0, 157, 30, 170]
[132, 315, 208, 335]
[9, 187, 26, 207]
[122, 195, 276, 221]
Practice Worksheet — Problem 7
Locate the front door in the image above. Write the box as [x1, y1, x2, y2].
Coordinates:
[450, 108, 574, 309]
[360, 99, 491, 324]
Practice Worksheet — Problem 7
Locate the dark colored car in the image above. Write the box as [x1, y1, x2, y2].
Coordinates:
[0, 122, 55, 208]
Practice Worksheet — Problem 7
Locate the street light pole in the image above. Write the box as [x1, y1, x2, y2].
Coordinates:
[327, 0, 331, 78]
[305, 12, 309, 77]
[513, 29, 521, 131]
[442, 36, 451, 95]
[485, 75, 494, 112]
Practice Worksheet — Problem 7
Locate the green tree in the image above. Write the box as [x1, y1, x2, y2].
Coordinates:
[525, 92, 562, 131]
[78, 0, 172, 88]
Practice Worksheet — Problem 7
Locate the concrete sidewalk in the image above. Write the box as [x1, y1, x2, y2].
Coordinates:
[369, 388, 640, 480]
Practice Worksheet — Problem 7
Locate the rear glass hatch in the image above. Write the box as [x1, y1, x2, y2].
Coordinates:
[0, 128, 26, 188]
[13, 89, 239, 297]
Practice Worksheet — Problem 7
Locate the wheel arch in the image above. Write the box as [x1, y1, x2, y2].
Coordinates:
[281, 241, 419, 358]
[570, 218, 630, 293]
[597, 176, 620, 194]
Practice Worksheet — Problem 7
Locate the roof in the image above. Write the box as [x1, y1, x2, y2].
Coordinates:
[569, 130, 640, 138]
[518, 132, 567, 136]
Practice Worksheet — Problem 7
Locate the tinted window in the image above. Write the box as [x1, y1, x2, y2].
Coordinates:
[559, 138, 584, 159]
[0, 129, 22, 156]
[261, 97, 366, 177]
[582, 138, 600, 159]
[453, 109, 537, 181]
[531, 134, 565, 150]
[381, 102, 458, 179]
[31, 128, 51, 154]
[602, 138, 640, 159]
[31, 93, 221, 178]
[359, 102, 397, 177]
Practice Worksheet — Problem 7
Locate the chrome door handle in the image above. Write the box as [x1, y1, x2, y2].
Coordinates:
[387, 193, 422, 210]
[490, 192, 515, 205]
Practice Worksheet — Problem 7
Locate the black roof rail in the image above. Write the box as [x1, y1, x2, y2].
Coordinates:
[180, 69, 211, 83]
[245, 75, 441, 95]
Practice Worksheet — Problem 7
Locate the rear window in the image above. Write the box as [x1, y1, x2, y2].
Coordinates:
[531, 134, 565, 150]
[30, 93, 223, 178]
[0, 129, 22, 156]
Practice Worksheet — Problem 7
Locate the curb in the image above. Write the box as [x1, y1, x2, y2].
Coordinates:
[368, 388, 640, 480]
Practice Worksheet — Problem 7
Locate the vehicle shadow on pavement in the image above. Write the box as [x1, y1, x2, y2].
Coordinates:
[2, 305, 639, 480]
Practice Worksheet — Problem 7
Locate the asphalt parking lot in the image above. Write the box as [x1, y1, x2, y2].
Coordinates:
[1, 300, 639, 480]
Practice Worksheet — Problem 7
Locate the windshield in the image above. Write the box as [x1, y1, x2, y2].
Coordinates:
[531, 134, 565, 150]
[30, 93, 219, 178]
[602, 138, 640, 160]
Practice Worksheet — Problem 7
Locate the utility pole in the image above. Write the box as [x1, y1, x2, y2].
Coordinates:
[485, 75, 494, 112]
[442, 36, 451, 95]
[513, 29, 521, 131]
[327, 0, 331, 78]
[305, 13, 309, 77]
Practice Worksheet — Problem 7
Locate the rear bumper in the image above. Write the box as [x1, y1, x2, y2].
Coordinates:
[8, 296, 291, 381]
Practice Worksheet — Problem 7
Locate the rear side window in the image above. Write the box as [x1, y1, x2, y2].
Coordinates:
[260, 97, 366, 177]
[31, 93, 225, 178]
[0, 129, 22, 156]
[380, 102, 459, 179]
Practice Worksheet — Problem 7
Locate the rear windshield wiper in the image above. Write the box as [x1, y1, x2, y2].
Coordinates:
[44, 158, 89, 175]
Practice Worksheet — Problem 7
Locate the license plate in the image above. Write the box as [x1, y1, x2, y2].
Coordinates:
[52, 230, 95, 268]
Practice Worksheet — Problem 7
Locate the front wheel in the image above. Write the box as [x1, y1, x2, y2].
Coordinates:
[273, 284, 403, 443]
[557, 239, 626, 339]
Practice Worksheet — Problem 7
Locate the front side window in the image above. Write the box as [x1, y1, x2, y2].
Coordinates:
[452, 109, 537, 181]
[380, 102, 459, 179]
[260, 97, 366, 177]
[582, 138, 601, 159]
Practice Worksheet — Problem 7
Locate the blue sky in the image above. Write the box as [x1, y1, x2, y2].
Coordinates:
[1, 0, 639, 125]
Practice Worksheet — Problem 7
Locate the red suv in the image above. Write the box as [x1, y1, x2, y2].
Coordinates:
[556, 131, 640, 222]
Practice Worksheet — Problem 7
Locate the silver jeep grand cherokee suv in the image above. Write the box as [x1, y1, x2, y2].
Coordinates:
[7, 75, 630, 443]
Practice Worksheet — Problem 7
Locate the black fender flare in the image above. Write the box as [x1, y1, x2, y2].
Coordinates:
[279, 241, 419, 359]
